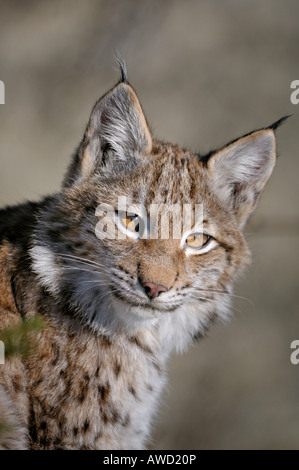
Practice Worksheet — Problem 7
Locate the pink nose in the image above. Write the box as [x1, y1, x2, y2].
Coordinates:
[142, 282, 167, 299]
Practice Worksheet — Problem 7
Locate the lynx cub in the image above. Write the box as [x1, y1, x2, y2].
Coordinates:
[0, 63, 285, 449]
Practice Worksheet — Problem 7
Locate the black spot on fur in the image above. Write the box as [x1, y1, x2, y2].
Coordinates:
[83, 420, 90, 433]
[78, 383, 89, 403]
[10, 274, 26, 318]
[110, 407, 120, 424]
[54, 436, 62, 446]
[101, 335, 112, 347]
[39, 437, 50, 447]
[128, 385, 137, 398]
[50, 344, 60, 366]
[40, 421, 47, 431]
[64, 378, 72, 394]
[113, 362, 121, 378]
[122, 414, 131, 427]
[98, 383, 110, 402]
[28, 404, 37, 442]
[117, 265, 131, 275]
[33, 377, 44, 387]
[132, 189, 140, 200]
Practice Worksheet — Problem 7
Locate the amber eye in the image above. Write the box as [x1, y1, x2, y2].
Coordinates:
[186, 233, 210, 249]
[121, 213, 140, 232]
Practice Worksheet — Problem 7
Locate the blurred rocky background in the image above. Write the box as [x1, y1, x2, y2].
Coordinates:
[0, 0, 298, 449]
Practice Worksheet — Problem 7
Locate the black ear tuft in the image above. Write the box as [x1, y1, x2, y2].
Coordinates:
[206, 128, 277, 228]
[266, 115, 291, 132]
[116, 55, 128, 84]
[63, 75, 152, 187]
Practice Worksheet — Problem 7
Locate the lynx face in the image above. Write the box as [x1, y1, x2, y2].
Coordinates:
[30, 66, 282, 350]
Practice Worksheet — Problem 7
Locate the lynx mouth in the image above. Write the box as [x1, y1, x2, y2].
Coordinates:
[111, 289, 181, 313]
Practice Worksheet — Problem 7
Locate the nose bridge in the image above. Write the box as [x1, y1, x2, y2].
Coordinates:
[138, 241, 178, 289]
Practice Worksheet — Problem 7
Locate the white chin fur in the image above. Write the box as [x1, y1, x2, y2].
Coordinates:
[110, 295, 158, 329]
[29, 244, 230, 355]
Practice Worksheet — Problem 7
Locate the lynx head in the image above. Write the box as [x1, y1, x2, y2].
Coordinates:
[31, 63, 284, 351]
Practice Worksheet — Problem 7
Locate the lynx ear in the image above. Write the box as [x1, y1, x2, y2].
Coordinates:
[64, 81, 152, 186]
[207, 128, 277, 228]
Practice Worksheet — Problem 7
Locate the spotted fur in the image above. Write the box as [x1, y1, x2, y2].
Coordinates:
[0, 66, 284, 449]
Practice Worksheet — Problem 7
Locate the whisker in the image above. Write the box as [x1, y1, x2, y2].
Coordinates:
[189, 295, 219, 304]
[61, 266, 105, 275]
[79, 279, 109, 285]
[78, 285, 112, 301]
[190, 287, 254, 306]
[54, 253, 108, 270]
[109, 284, 143, 304]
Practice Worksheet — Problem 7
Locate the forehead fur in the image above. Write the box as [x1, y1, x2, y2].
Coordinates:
[84, 139, 234, 220]
[62, 138, 243, 255]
